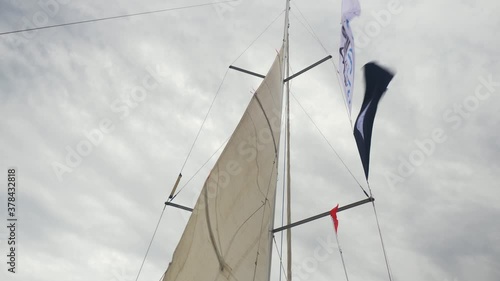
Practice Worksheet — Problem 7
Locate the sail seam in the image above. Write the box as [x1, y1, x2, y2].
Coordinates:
[204, 167, 226, 271]
[254, 95, 278, 156]
[224, 203, 267, 256]
[248, 114, 270, 199]
[214, 166, 224, 262]
[252, 161, 277, 281]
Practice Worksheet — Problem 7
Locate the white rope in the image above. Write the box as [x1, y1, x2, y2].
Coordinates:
[367, 183, 394, 281]
[334, 231, 350, 281]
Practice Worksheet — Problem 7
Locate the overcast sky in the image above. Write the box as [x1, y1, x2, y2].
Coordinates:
[1, 0, 499, 281]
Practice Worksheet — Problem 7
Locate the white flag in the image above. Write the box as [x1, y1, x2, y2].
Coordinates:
[339, 0, 360, 117]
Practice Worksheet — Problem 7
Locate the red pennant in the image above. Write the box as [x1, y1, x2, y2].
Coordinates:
[330, 204, 339, 233]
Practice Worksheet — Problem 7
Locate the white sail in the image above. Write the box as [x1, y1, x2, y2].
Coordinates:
[163, 46, 285, 281]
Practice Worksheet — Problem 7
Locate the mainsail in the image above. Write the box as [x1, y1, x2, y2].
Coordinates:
[163, 46, 285, 281]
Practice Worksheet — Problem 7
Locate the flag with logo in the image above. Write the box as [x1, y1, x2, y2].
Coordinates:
[339, 0, 361, 116]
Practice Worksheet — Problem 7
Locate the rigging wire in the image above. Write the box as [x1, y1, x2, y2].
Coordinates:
[231, 9, 285, 65]
[178, 68, 229, 174]
[290, 3, 353, 128]
[0, 0, 241, 36]
[172, 136, 229, 199]
[273, 236, 289, 281]
[334, 232, 350, 281]
[135, 204, 168, 281]
[367, 183, 395, 281]
[289, 91, 368, 197]
[166, 67, 228, 202]
[167, 68, 229, 201]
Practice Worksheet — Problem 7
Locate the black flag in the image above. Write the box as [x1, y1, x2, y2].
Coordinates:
[354, 62, 394, 180]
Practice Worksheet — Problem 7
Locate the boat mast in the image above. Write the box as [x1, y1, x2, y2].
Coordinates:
[283, 0, 292, 280]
